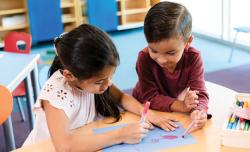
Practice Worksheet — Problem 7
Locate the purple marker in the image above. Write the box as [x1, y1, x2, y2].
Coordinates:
[182, 121, 195, 138]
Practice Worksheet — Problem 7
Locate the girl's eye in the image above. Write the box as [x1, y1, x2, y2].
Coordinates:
[95, 82, 103, 85]
[151, 50, 157, 53]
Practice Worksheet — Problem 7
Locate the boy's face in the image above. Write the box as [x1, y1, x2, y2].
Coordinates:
[148, 36, 192, 71]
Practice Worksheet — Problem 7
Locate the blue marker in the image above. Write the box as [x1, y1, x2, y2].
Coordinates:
[232, 117, 239, 130]
[227, 114, 233, 129]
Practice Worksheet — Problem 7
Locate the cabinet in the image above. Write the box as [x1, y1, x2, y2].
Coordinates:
[0, 0, 159, 45]
[61, 0, 85, 32]
[117, 0, 160, 30]
[0, 0, 29, 46]
[87, 0, 160, 31]
[0, 0, 84, 45]
[87, 0, 118, 31]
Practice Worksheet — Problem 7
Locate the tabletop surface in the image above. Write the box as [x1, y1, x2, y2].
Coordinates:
[0, 52, 40, 91]
[13, 81, 250, 152]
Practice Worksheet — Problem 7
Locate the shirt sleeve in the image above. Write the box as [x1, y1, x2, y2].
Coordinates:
[188, 52, 209, 112]
[34, 78, 74, 118]
[133, 51, 175, 112]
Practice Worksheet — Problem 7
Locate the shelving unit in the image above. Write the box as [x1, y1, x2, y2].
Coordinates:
[0, 0, 160, 46]
[80, 0, 88, 24]
[60, 0, 84, 32]
[0, 0, 29, 46]
[116, 0, 159, 30]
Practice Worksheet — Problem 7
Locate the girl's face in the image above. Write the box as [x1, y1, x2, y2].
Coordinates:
[148, 36, 192, 72]
[75, 66, 116, 94]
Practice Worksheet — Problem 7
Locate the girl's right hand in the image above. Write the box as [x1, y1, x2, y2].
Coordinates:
[118, 122, 150, 144]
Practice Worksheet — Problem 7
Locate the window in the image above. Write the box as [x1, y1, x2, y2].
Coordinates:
[166, 0, 250, 47]
[230, 0, 250, 45]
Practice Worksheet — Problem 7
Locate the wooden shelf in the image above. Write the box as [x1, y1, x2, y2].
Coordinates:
[117, 0, 159, 28]
[62, 14, 76, 23]
[117, 8, 148, 16]
[0, 8, 26, 16]
[0, 23, 28, 32]
[61, 0, 74, 8]
[80, 0, 86, 6]
[81, 16, 87, 23]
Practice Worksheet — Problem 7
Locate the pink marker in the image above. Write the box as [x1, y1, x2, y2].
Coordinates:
[182, 121, 195, 138]
[140, 101, 150, 123]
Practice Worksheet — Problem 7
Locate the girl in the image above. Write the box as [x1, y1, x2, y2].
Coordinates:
[23, 24, 177, 152]
[132, 1, 209, 131]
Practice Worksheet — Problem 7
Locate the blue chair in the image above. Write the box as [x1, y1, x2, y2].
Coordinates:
[228, 27, 250, 62]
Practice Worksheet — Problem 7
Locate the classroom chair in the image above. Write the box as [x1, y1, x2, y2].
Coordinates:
[0, 85, 15, 151]
[3, 32, 32, 122]
[228, 26, 250, 62]
[0, 85, 13, 124]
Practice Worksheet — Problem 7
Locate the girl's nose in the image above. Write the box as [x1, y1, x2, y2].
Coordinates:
[107, 78, 112, 87]
[103, 78, 112, 88]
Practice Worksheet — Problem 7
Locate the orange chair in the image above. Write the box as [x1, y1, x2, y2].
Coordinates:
[0, 85, 13, 124]
[3, 32, 32, 121]
[0, 85, 16, 150]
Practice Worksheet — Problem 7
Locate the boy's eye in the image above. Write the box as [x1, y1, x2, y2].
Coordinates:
[167, 52, 175, 55]
[166, 51, 176, 55]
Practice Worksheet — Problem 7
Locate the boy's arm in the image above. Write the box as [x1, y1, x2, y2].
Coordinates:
[133, 51, 180, 112]
[188, 52, 209, 112]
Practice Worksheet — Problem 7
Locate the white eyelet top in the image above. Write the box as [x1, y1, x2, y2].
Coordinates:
[23, 70, 96, 146]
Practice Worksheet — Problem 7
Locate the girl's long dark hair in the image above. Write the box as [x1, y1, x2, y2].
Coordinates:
[49, 24, 121, 122]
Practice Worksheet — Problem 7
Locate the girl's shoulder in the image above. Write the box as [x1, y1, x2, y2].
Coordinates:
[41, 70, 72, 98]
[35, 70, 75, 117]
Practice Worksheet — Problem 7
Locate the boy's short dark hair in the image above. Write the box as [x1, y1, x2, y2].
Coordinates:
[144, 1, 192, 43]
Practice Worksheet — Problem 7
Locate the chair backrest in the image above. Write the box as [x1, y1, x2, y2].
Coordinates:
[4, 32, 32, 54]
[0, 85, 13, 124]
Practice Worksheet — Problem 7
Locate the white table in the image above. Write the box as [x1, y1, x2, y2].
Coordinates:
[0, 52, 40, 151]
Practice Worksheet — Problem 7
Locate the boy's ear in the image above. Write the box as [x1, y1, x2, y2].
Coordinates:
[62, 69, 77, 81]
[184, 35, 193, 50]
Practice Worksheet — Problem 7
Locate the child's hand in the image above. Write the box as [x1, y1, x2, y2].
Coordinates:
[147, 110, 179, 132]
[184, 90, 199, 110]
[118, 122, 151, 144]
[190, 110, 207, 129]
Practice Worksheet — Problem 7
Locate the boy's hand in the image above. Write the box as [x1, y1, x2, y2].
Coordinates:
[190, 110, 207, 129]
[184, 90, 199, 110]
[147, 110, 179, 132]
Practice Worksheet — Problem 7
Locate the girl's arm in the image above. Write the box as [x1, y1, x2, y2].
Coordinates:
[109, 85, 143, 115]
[43, 100, 122, 152]
[109, 85, 179, 131]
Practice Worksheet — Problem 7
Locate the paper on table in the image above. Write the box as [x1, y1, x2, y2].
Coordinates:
[94, 123, 196, 152]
